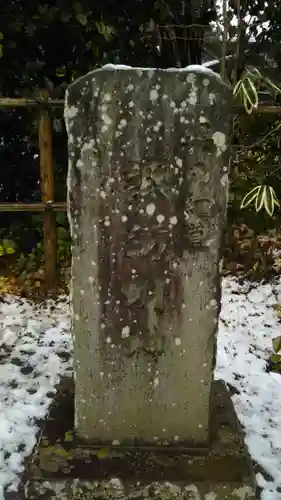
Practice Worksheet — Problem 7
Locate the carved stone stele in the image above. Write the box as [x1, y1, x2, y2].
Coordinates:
[65, 65, 232, 446]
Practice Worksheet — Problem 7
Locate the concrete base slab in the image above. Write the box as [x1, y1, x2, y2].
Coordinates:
[20, 378, 258, 500]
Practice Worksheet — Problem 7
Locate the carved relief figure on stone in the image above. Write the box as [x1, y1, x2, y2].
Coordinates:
[106, 158, 184, 357]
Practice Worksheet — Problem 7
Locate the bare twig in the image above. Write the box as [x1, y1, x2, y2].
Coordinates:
[220, 0, 228, 79]
[232, 0, 241, 86]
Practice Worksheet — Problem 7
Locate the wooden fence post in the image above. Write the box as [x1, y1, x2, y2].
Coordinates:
[38, 89, 57, 287]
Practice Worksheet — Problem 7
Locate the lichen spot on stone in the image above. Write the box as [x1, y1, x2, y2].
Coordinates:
[146, 203, 156, 216]
[209, 92, 216, 105]
[100, 104, 108, 114]
[175, 337, 181, 346]
[212, 131, 227, 156]
[76, 159, 83, 169]
[188, 89, 197, 106]
[156, 214, 165, 224]
[104, 216, 111, 227]
[220, 173, 228, 187]
[112, 440, 120, 446]
[103, 93, 111, 102]
[205, 493, 218, 500]
[206, 298, 217, 310]
[67, 106, 78, 119]
[153, 121, 162, 132]
[186, 73, 196, 84]
[150, 88, 159, 101]
[118, 118, 127, 130]
[154, 377, 160, 387]
[199, 116, 208, 124]
[169, 216, 178, 226]
[102, 114, 113, 126]
[121, 326, 130, 338]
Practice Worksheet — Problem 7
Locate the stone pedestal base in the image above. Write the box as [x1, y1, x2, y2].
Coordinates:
[19, 379, 258, 499]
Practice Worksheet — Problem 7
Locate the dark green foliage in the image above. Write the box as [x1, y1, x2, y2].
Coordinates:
[229, 112, 281, 229]
[1, 0, 281, 280]
[0, 0, 220, 271]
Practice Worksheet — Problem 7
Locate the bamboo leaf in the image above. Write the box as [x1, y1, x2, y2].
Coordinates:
[273, 336, 281, 354]
[240, 185, 261, 209]
[263, 186, 274, 216]
[247, 67, 261, 81]
[242, 185, 280, 215]
[271, 187, 280, 207]
[271, 354, 281, 363]
[233, 80, 242, 98]
[255, 185, 266, 212]
[241, 83, 254, 114]
[76, 13, 87, 25]
[264, 78, 281, 95]
[244, 77, 258, 108]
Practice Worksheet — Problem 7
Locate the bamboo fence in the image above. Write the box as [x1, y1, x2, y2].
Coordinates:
[0, 92, 66, 287]
[0, 94, 281, 287]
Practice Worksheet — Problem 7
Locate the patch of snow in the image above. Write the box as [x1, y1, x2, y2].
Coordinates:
[1, 278, 281, 499]
[100, 63, 222, 80]
[216, 278, 281, 499]
[102, 64, 133, 70]
[202, 55, 233, 68]
[0, 295, 71, 499]
[203, 59, 220, 68]
[182, 64, 222, 79]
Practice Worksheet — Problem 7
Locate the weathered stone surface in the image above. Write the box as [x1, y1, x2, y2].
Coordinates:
[27, 480, 256, 500]
[65, 65, 232, 445]
[24, 379, 257, 500]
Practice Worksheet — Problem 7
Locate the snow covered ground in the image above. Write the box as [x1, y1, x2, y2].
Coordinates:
[0, 296, 72, 499]
[0, 278, 281, 499]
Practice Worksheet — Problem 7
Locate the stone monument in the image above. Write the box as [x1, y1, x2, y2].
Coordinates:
[23, 65, 257, 500]
[65, 64, 231, 447]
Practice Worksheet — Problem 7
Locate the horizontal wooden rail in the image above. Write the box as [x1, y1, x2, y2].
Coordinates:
[0, 202, 66, 212]
[0, 97, 64, 108]
[0, 88, 280, 291]
[0, 97, 281, 114]
[255, 105, 281, 115]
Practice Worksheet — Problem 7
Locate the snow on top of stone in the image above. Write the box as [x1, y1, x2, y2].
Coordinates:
[203, 59, 219, 68]
[202, 55, 233, 69]
[100, 63, 222, 80]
